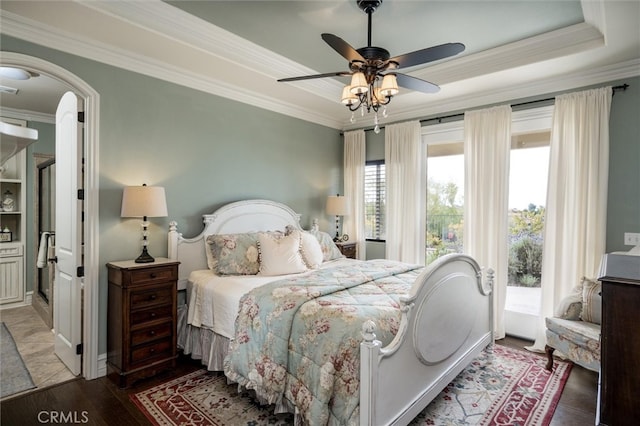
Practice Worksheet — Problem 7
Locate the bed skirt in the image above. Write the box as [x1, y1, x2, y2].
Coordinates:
[177, 304, 230, 371]
[177, 304, 305, 423]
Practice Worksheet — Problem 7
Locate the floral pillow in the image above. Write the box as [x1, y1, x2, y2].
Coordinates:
[580, 278, 602, 324]
[206, 233, 260, 275]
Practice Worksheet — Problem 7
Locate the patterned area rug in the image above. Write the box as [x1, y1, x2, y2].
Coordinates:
[0, 322, 36, 399]
[131, 344, 571, 426]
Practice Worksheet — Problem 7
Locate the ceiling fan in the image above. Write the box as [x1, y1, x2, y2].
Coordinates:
[278, 0, 465, 119]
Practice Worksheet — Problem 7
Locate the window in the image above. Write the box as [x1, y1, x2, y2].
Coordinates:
[506, 132, 550, 316]
[364, 160, 385, 240]
[426, 142, 464, 264]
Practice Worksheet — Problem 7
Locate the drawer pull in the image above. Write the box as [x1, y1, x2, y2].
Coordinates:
[150, 312, 156, 318]
[149, 294, 157, 301]
[150, 273, 157, 278]
[149, 330, 156, 336]
[149, 348, 155, 354]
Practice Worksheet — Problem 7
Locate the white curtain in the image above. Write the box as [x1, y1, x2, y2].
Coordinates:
[528, 86, 612, 352]
[343, 129, 366, 260]
[385, 120, 426, 264]
[464, 105, 512, 340]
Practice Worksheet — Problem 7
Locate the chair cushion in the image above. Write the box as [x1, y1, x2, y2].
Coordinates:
[545, 317, 600, 353]
[546, 328, 600, 372]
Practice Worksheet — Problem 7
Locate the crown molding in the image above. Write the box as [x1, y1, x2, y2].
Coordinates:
[412, 22, 604, 85]
[0, 8, 342, 129]
[80, 0, 343, 100]
[0, 106, 55, 124]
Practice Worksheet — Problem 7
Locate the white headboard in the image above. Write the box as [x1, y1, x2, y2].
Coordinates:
[168, 199, 304, 290]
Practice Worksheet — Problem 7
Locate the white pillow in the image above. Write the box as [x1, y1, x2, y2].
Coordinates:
[258, 230, 308, 276]
[301, 231, 324, 269]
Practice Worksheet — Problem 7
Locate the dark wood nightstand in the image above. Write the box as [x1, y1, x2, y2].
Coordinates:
[106, 258, 180, 388]
[336, 242, 357, 259]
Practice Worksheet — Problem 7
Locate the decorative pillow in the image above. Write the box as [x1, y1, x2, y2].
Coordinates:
[206, 233, 260, 275]
[580, 278, 602, 324]
[309, 229, 344, 261]
[300, 231, 324, 269]
[258, 230, 308, 276]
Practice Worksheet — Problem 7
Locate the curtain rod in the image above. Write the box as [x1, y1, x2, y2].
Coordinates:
[354, 83, 629, 133]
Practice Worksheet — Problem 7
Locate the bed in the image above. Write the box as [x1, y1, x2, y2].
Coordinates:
[168, 199, 494, 425]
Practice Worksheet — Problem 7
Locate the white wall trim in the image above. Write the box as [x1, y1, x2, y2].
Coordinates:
[0, 52, 102, 380]
[97, 352, 107, 378]
[0, 107, 55, 124]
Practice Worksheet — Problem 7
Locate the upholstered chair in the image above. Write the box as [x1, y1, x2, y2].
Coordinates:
[544, 277, 601, 372]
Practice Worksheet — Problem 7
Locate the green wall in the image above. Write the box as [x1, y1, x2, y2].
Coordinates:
[363, 77, 640, 256]
[2, 35, 343, 357]
[607, 78, 640, 252]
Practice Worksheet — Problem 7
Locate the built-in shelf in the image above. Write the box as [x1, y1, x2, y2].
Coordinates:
[0, 142, 27, 308]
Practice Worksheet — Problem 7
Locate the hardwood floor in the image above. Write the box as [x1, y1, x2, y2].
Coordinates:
[0, 336, 598, 426]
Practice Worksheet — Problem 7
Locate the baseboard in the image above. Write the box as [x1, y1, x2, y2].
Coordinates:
[97, 353, 107, 378]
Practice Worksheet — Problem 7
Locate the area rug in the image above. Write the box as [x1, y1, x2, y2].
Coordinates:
[131, 344, 571, 426]
[1, 322, 36, 399]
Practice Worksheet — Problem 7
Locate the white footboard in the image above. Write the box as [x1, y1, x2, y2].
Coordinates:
[360, 254, 494, 426]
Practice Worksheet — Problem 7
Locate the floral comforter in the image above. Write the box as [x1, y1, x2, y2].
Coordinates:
[223, 259, 423, 425]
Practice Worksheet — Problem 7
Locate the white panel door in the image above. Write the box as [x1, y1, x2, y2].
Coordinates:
[54, 91, 82, 375]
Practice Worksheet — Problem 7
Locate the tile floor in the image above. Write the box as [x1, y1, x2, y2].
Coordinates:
[0, 304, 76, 398]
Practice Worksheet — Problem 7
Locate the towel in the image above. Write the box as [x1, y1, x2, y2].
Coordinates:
[37, 232, 50, 268]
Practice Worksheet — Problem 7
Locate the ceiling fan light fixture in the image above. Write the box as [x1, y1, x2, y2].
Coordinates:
[380, 74, 399, 97]
[341, 85, 357, 105]
[349, 72, 368, 94]
[372, 87, 386, 105]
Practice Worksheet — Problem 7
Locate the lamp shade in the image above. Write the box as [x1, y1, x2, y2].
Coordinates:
[380, 74, 399, 97]
[349, 72, 368, 95]
[121, 185, 168, 218]
[326, 195, 350, 216]
[341, 85, 357, 105]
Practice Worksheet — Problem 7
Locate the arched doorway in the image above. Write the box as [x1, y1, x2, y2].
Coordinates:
[1, 51, 100, 380]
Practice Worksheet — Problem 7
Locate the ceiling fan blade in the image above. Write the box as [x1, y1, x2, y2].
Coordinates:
[278, 71, 352, 82]
[394, 73, 440, 94]
[321, 33, 365, 63]
[390, 43, 465, 69]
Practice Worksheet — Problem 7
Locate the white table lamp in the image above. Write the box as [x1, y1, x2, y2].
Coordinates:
[121, 184, 168, 263]
[326, 194, 350, 242]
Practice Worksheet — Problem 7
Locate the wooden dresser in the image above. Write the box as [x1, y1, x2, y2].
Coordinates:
[597, 253, 640, 425]
[106, 258, 179, 388]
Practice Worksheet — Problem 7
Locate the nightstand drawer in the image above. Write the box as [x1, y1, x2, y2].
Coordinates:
[130, 304, 173, 325]
[129, 266, 177, 285]
[130, 338, 172, 365]
[131, 321, 172, 347]
[336, 242, 357, 259]
[130, 286, 173, 311]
